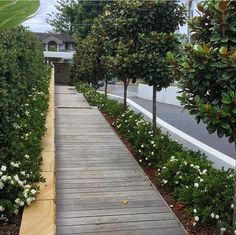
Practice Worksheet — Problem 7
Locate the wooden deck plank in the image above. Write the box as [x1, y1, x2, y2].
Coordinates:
[56, 220, 180, 234]
[55, 86, 186, 235]
[57, 206, 170, 218]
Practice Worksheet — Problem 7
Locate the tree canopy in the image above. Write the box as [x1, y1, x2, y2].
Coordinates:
[47, 0, 112, 37]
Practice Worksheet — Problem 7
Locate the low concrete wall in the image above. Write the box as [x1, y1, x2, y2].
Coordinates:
[138, 84, 181, 107]
[105, 92, 235, 170]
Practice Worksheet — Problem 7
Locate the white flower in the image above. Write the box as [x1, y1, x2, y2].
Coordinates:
[215, 215, 219, 220]
[19, 201, 24, 206]
[148, 163, 151, 166]
[163, 180, 168, 184]
[26, 198, 32, 205]
[0, 172, 2, 176]
[194, 216, 199, 221]
[1, 166, 6, 171]
[21, 171, 26, 176]
[194, 183, 199, 188]
[0, 206, 5, 212]
[145, 157, 148, 161]
[139, 159, 142, 163]
[24, 155, 29, 159]
[231, 204, 234, 209]
[151, 152, 154, 155]
[193, 209, 197, 213]
[14, 175, 20, 181]
[14, 209, 19, 215]
[1, 176, 7, 182]
[151, 141, 154, 144]
[141, 144, 144, 148]
[211, 213, 215, 218]
[31, 189, 37, 195]
[175, 181, 179, 184]
[15, 198, 21, 204]
[202, 169, 208, 174]
[200, 178, 204, 182]
[193, 222, 196, 226]
[0, 181, 4, 189]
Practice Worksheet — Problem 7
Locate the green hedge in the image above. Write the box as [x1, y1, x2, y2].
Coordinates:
[0, 27, 51, 218]
[76, 81, 234, 231]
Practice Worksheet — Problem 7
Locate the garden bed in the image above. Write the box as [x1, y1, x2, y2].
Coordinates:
[103, 113, 220, 235]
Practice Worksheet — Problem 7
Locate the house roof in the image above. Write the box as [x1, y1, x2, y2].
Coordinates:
[35, 33, 74, 43]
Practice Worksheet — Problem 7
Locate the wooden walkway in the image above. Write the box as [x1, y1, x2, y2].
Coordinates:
[55, 86, 187, 235]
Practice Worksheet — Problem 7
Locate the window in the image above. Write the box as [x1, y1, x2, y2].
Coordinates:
[48, 41, 57, 51]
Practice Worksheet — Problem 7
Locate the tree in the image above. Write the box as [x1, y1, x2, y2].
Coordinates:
[168, 0, 236, 226]
[95, 0, 185, 112]
[47, 0, 112, 37]
[47, 0, 78, 35]
[74, 0, 113, 38]
[139, 32, 181, 137]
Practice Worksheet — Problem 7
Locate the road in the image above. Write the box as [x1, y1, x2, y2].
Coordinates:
[99, 84, 235, 159]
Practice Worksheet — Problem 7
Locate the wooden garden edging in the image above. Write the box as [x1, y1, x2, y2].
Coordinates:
[19, 69, 56, 235]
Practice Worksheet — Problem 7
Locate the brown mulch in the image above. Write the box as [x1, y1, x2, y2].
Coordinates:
[103, 112, 221, 235]
[0, 211, 22, 235]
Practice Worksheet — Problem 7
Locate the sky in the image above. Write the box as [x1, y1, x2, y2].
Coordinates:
[22, 0, 58, 32]
[21, 0, 192, 34]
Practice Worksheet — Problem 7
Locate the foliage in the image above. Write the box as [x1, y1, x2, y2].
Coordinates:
[84, 0, 186, 118]
[169, 0, 236, 143]
[0, 0, 40, 30]
[0, 27, 51, 218]
[47, 0, 112, 37]
[76, 82, 234, 231]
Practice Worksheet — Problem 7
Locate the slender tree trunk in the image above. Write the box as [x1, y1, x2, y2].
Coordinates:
[105, 77, 108, 99]
[124, 78, 128, 111]
[152, 85, 157, 138]
[233, 139, 236, 226]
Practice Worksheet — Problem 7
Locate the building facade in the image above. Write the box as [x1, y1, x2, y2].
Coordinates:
[35, 33, 76, 63]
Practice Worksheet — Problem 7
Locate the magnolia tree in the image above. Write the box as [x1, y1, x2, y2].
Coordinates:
[137, 1, 186, 137]
[169, 0, 236, 226]
[97, 0, 185, 112]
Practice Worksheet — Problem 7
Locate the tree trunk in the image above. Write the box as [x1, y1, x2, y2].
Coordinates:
[105, 77, 108, 99]
[152, 85, 157, 138]
[233, 140, 236, 226]
[124, 79, 128, 111]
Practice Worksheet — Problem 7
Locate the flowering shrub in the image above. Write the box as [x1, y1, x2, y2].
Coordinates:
[76, 82, 234, 231]
[0, 27, 51, 219]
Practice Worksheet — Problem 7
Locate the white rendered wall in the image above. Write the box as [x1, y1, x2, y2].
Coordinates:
[138, 84, 181, 107]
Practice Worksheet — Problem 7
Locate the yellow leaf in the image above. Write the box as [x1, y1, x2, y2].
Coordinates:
[123, 199, 129, 205]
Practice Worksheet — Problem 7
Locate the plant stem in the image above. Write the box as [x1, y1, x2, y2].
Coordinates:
[105, 77, 108, 99]
[124, 78, 128, 111]
[152, 84, 157, 138]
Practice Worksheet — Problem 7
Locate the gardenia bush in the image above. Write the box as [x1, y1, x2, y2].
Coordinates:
[0, 27, 51, 219]
[76, 82, 234, 231]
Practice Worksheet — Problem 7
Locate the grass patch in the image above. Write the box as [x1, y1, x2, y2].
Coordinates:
[0, 0, 40, 30]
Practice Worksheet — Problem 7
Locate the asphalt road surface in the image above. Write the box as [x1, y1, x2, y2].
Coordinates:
[99, 84, 235, 159]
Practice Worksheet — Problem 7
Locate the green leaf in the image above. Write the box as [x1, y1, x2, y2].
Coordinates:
[217, 129, 224, 138]
[221, 123, 230, 130]
[222, 94, 232, 104]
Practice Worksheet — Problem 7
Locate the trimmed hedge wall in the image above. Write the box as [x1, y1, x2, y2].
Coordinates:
[0, 27, 51, 218]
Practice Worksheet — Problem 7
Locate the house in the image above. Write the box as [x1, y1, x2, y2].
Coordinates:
[35, 33, 76, 63]
[35, 33, 76, 84]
